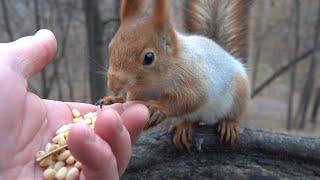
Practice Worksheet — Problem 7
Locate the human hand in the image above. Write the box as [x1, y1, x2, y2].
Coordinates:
[0, 30, 148, 180]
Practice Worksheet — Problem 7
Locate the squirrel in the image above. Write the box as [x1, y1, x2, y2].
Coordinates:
[97, 0, 251, 150]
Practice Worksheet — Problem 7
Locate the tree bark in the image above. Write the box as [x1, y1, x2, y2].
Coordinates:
[83, 0, 106, 103]
[123, 125, 320, 179]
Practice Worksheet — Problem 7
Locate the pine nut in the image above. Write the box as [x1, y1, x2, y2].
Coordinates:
[54, 161, 65, 171]
[74, 161, 82, 170]
[57, 150, 71, 161]
[55, 167, 67, 180]
[45, 143, 52, 153]
[43, 168, 56, 180]
[66, 167, 79, 180]
[66, 155, 75, 165]
[72, 109, 81, 118]
[57, 136, 67, 146]
[56, 125, 71, 135]
[35, 109, 99, 178]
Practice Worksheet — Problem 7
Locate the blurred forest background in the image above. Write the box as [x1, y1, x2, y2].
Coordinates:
[0, 0, 319, 135]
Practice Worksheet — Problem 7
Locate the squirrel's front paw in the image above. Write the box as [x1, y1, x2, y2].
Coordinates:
[144, 103, 167, 130]
[95, 96, 125, 108]
[217, 119, 240, 144]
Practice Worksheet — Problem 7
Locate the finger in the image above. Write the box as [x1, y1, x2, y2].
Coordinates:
[121, 104, 149, 143]
[68, 123, 119, 179]
[94, 109, 131, 176]
[6, 29, 57, 79]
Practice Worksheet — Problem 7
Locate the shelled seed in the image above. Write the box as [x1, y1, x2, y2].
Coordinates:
[66, 167, 79, 180]
[55, 167, 67, 180]
[74, 161, 82, 170]
[35, 109, 98, 179]
[57, 150, 71, 161]
[43, 168, 56, 180]
[72, 109, 81, 118]
[66, 155, 75, 165]
[54, 161, 65, 172]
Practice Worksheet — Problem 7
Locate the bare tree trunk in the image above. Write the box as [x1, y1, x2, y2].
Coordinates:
[33, 0, 48, 99]
[287, 0, 300, 130]
[114, 0, 120, 29]
[46, 0, 76, 101]
[123, 126, 320, 179]
[83, 0, 106, 103]
[1, 0, 13, 41]
[251, 1, 268, 90]
[298, 3, 320, 130]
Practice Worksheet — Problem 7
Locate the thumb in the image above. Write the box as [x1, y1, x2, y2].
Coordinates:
[68, 123, 119, 180]
[5, 29, 57, 79]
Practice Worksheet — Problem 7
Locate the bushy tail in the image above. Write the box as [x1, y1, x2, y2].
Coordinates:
[185, 0, 253, 60]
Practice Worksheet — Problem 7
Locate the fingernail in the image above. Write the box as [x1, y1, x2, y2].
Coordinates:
[80, 123, 96, 142]
[112, 111, 124, 132]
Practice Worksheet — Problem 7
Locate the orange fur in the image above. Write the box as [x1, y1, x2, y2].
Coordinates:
[108, 0, 206, 119]
[152, 0, 169, 29]
[120, 0, 147, 22]
[186, 0, 253, 59]
[231, 72, 250, 118]
[105, 0, 252, 149]
[108, 0, 250, 135]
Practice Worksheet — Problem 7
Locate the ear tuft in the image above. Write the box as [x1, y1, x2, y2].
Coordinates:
[120, 0, 147, 22]
[152, 0, 170, 29]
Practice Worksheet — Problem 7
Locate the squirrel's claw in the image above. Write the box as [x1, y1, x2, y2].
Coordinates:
[217, 119, 240, 145]
[144, 110, 166, 130]
[95, 96, 125, 109]
[144, 104, 167, 130]
[169, 121, 195, 151]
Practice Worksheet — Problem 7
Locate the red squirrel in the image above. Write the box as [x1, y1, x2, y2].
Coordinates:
[98, 0, 251, 150]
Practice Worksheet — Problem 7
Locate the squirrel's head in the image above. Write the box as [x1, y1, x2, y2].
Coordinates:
[107, 0, 178, 93]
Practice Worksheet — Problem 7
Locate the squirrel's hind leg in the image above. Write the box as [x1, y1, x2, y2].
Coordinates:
[217, 119, 240, 145]
[169, 121, 197, 151]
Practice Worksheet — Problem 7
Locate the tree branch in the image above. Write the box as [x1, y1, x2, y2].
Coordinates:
[102, 17, 120, 27]
[252, 48, 316, 98]
[123, 125, 320, 179]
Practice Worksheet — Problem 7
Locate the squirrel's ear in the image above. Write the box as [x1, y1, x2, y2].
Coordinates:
[120, 0, 147, 22]
[152, 0, 170, 30]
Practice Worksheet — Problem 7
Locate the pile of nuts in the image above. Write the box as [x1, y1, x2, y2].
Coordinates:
[35, 109, 97, 180]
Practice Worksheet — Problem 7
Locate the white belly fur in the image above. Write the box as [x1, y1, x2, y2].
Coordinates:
[168, 33, 247, 125]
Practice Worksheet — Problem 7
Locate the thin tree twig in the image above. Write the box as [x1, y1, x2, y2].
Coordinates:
[102, 17, 120, 27]
[251, 48, 316, 98]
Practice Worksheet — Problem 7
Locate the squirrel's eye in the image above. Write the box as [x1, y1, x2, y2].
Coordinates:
[143, 52, 155, 66]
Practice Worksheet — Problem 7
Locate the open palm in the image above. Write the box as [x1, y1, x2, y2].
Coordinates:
[0, 30, 148, 180]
